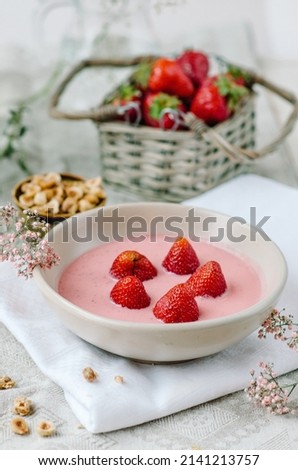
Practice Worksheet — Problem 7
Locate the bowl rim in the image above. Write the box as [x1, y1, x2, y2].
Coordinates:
[33, 202, 288, 331]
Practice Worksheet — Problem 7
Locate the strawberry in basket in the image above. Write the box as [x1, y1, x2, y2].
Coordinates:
[225, 64, 253, 88]
[107, 83, 142, 124]
[148, 57, 195, 98]
[133, 57, 195, 99]
[176, 49, 209, 88]
[190, 74, 249, 126]
[142, 92, 186, 130]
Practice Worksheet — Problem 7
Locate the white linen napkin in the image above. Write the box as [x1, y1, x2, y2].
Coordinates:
[0, 174, 297, 434]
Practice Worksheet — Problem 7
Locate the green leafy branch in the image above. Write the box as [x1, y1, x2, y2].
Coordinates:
[0, 106, 29, 173]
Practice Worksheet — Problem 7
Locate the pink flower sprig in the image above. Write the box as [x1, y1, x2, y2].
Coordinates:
[258, 308, 298, 351]
[245, 362, 297, 415]
[0, 203, 60, 278]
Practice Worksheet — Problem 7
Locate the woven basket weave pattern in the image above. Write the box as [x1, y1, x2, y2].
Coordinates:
[98, 96, 255, 202]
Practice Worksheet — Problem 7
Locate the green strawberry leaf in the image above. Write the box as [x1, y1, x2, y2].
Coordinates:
[149, 93, 181, 120]
[117, 83, 140, 100]
[105, 83, 140, 104]
[227, 65, 252, 85]
[216, 75, 248, 111]
[132, 61, 153, 89]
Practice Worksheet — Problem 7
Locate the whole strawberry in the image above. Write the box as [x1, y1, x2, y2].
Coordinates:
[149, 58, 194, 98]
[107, 83, 142, 124]
[142, 92, 186, 130]
[225, 64, 252, 88]
[176, 49, 209, 87]
[110, 250, 157, 281]
[110, 275, 151, 309]
[162, 237, 200, 275]
[153, 283, 199, 323]
[186, 260, 227, 298]
[190, 74, 248, 126]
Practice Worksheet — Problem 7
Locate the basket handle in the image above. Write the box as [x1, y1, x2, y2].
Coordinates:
[49, 56, 158, 122]
[49, 58, 298, 162]
[184, 70, 298, 162]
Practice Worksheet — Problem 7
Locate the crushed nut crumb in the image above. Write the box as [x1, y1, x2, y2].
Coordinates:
[13, 396, 33, 416]
[114, 375, 124, 384]
[10, 417, 30, 435]
[82, 367, 97, 382]
[0, 376, 15, 389]
[37, 420, 56, 437]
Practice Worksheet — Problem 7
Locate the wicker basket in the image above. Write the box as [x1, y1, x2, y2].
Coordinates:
[49, 56, 298, 202]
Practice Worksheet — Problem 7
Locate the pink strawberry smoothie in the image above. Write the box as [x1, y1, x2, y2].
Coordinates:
[58, 235, 262, 324]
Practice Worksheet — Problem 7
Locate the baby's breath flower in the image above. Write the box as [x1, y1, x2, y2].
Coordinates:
[258, 308, 298, 351]
[245, 362, 297, 415]
[0, 203, 60, 278]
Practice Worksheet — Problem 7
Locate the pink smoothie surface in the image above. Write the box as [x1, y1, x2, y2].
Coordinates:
[58, 236, 263, 324]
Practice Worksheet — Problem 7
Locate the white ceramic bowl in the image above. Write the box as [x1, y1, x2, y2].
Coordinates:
[33, 202, 287, 363]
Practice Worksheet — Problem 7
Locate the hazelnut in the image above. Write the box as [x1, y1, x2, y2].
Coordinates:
[37, 420, 56, 437]
[13, 396, 33, 416]
[82, 367, 97, 382]
[0, 376, 15, 389]
[10, 417, 30, 435]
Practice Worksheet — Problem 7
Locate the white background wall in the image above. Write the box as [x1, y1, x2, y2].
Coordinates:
[1, 0, 298, 66]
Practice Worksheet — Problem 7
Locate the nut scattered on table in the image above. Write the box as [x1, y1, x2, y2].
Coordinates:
[10, 417, 30, 435]
[0, 376, 15, 390]
[13, 396, 33, 416]
[82, 367, 98, 382]
[16, 172, 106, 216]
[114, 375, 124, 384]
[37, 420, 56, 437]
